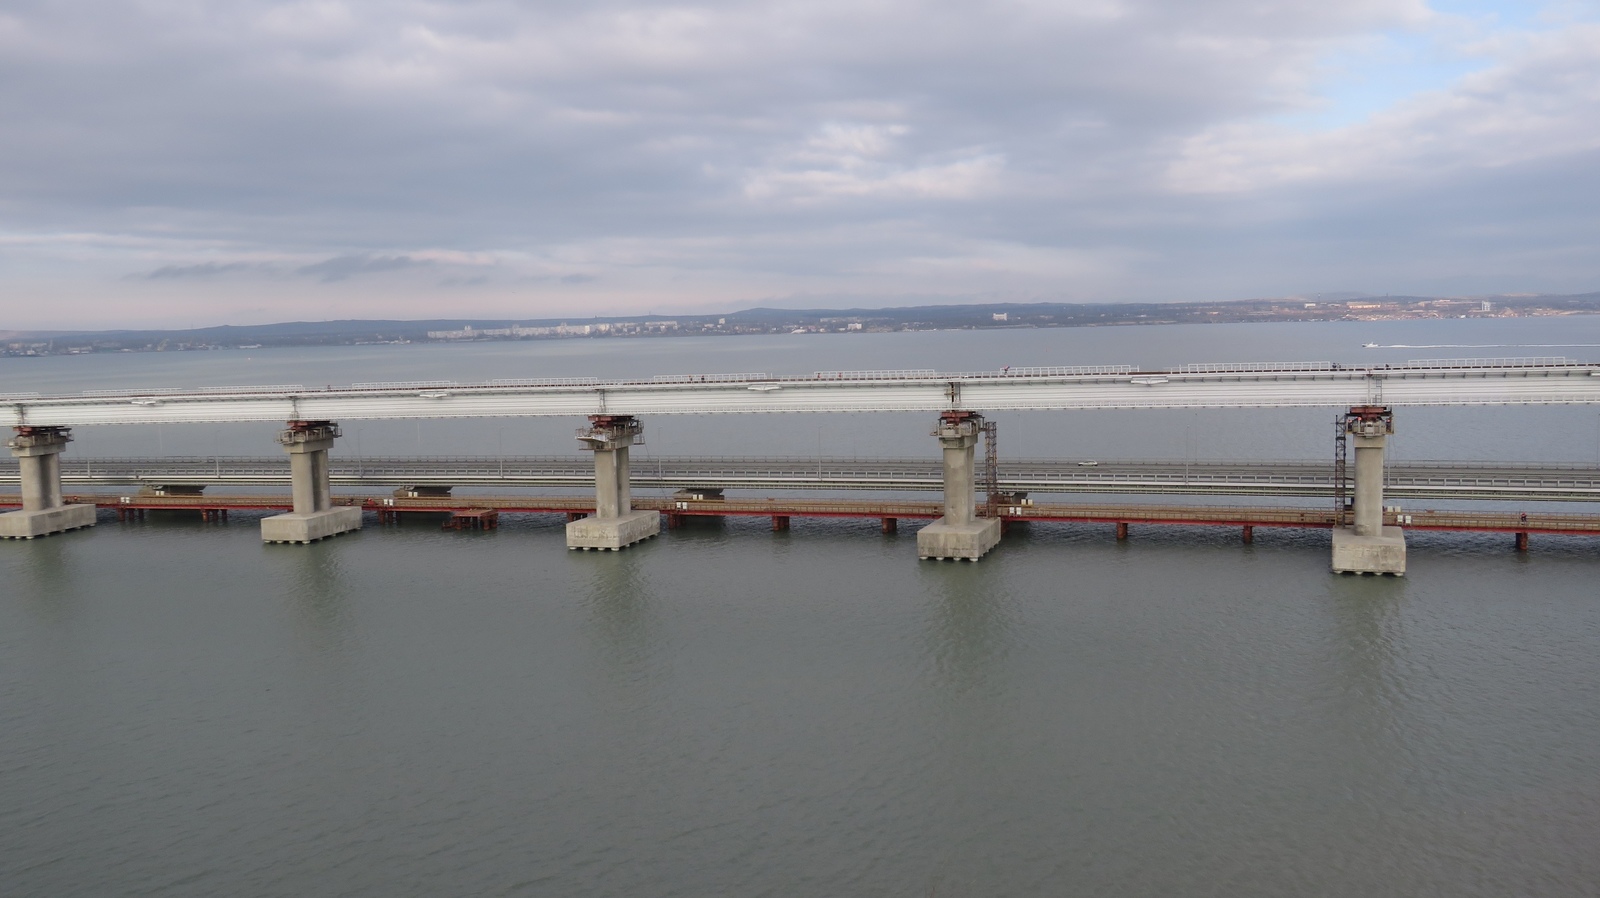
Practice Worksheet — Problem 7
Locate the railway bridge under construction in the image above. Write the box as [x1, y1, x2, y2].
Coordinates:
[7, 359, 1600, 574]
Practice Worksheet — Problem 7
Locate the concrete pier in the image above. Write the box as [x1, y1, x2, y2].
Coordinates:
[917, 411, 1002, 561]
[1331, 406, 1406, 575]
[261, 421, 361, 544]
[567, 415, 660, 550]
[0, 426, 96, 539]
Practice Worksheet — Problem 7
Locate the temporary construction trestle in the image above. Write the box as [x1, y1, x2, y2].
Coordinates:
[566, 415, 660, 550]
[1333, 415, 1349, 523]
[0, 426, 96, 539]
[981, 419, 1000, 518]
[917, 410, 1003, 561]
[1330, 406, 1406, 575]
[261, 420, 362, 544]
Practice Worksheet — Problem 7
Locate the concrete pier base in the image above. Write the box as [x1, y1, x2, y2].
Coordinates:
[566, 509, 659, 551]
[261, 420, 358, 545]
[917, 516, 1002, 561]
[568, 415, 659, 552]
[919, 410, 1003, 562]
[0, 504, 97, 539]
[1331, 526, 1407, 575]
[1331, 407, 1405, 576]
[5, 426, 92, 539]
[262, 506, 362, 544]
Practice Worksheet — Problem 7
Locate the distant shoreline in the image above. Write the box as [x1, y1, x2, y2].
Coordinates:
[5, 293, 1599, 358]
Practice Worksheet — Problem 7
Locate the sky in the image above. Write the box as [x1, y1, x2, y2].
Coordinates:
[2, 0, 1599, 329]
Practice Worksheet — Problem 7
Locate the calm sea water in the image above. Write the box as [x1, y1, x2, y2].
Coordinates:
[3, 318, 1600, 896]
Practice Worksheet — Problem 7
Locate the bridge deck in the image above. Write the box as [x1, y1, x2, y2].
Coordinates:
[7, 361, 1600, 426]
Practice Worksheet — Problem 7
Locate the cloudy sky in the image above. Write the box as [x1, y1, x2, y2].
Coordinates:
[2, 0, 1599, 328]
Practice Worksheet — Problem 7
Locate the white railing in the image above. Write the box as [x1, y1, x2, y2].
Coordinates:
[813, 369, 938, 380]
[1403, 357, 1576, 368]
[488, 377, 601, 387]
[82, 387, 186, 396]
[1008, 365, 1136, 377]
[351, 381, 459, 390]
[1172, 361, 1336, 374]
[651, 373, 770, 383]
[939, 365, 1138, 378]
[199, 384, 305, 394]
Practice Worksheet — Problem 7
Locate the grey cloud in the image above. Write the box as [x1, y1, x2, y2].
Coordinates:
[137, 261, 267, 280]
[560, 274, 597, 284]
[0, 0, 1597, 325]
[295, 255, 427, 283]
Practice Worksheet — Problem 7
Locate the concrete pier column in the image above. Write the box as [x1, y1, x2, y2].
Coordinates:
[1331, 406, 1406, 575]
[593, 438, 630, 519]
[567, 416, 660, 551]
[916, 411, 1002, 561]
[1352, 432, 1386, 538]
[941, 428, 976, 526]
[0, 427, 96, 539]
[261, 421, 361, 544]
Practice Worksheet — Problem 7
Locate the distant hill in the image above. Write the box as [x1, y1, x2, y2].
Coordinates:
[6, 293, 1599, 351]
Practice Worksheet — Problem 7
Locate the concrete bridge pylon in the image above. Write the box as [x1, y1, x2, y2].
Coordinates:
[567, 415, 660, 551]
[0, 426, 96, 539]
[917, 411, 1003, 561]
[261, 421, 361, 544]
[1331, 406, 1406, 575]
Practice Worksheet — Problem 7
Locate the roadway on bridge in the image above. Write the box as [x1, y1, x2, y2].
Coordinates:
[8, 456, 1600, 501]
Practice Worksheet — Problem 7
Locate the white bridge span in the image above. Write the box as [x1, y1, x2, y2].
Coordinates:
[4, 360, 1600, 426]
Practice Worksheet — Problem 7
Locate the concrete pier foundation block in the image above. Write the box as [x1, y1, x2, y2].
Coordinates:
[569, 416, 659, 552]
[919, 410, 1003, 561]
[1331, 526, 1406, 575]
[0, 504, 97, 539]
[917, 516, 1002, 561]
[5, 426, 91, 539]
[566, 509, 660, 551]
[1332, 407, 1404, 576]
[262, 420, 357, 544]
[261, 506, 362, 544]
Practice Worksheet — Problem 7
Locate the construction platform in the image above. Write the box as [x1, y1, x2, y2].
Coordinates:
[2, 493, 1596, 547]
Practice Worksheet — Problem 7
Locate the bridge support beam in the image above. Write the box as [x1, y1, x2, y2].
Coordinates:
[567, 416, 659, 551]
[918, 411, 1002, 561]
[262, 421, 361, 544]
[1331, 407, 1406, 575]
[0, 427, 96, 539]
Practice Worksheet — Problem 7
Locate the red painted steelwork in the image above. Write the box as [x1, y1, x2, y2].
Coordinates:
[5, 494, 1600, 538]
